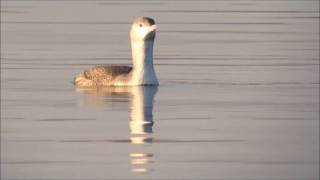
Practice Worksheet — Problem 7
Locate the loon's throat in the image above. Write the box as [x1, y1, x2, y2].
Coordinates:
[130, 39, 158, 85]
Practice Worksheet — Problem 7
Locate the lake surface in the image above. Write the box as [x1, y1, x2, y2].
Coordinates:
[1, 0, 319, 179]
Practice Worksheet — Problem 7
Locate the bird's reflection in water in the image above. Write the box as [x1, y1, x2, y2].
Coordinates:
[76, 86, 158, 173]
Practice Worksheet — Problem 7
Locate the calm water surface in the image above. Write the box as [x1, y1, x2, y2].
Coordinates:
[1, 0, 319, 179]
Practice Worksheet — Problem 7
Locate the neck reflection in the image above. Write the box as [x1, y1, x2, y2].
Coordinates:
[129, 86, 157, 173]
[129, 86, 157, 144]
[76, 86, 158, 173]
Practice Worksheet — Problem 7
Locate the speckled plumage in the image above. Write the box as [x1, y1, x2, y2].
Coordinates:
[74, 65, 132, 87]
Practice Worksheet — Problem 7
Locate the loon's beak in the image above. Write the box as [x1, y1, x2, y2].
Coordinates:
[145, 25, 157, 40]
[149, 24, 157, 32]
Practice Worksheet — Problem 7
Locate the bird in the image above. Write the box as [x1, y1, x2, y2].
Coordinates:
[74, 17, 158, 87]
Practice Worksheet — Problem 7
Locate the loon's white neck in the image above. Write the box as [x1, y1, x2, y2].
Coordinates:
[131, 39, 158, 85]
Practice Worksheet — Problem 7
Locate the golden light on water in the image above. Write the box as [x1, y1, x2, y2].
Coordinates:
[130, 152, 153, 173]
[130, 153, 153, 158]
[129, 121, 153, 135]
[130, 153, 146, 158]
[130, 136, 148, 144]
[131, 168, 148, 173]
[131, 158, 148, 164]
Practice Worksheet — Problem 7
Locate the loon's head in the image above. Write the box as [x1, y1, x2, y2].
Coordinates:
[130, 17, 157, 41]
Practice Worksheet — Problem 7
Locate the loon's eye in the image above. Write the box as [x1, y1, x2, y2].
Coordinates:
[139, 24, 143, 27]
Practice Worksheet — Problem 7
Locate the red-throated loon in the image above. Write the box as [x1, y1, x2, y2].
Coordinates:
[74, 17, 158, 87]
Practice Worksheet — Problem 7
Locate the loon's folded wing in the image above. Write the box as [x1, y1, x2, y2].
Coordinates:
[74, 65, 132, 87]
[84, 65, 132, 81]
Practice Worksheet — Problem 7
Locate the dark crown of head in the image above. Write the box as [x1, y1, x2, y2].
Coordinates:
[134, 17, 155, 26]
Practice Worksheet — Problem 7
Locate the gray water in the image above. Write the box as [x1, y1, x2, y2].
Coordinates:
[1, 0, 319, 179]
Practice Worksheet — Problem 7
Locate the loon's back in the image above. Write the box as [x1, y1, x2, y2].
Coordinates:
[74, 65, 132, 87]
